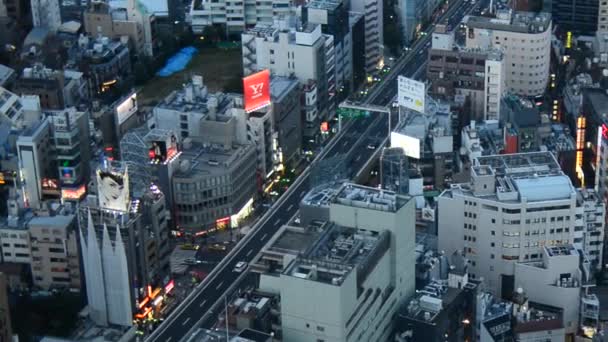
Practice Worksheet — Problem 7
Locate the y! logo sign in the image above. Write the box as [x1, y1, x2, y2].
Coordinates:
[249, 83, 264, 98]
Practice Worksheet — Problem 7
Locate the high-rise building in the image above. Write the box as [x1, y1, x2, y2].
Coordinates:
[270, 76, 302, 166]
[551, 0, 598, 36]
[465, 10, 551, 98]
[303, 0, 353, 101]
[437, 152, 605, 298]
[188, 0, 294, 35]
[16, 118, 53, 209]
[350, 0, 383, 73]
[399, 0, 442, 45]
[0, 273, 12, 342]
[46, 107, 92, 202]
[30, 0, 61, 32]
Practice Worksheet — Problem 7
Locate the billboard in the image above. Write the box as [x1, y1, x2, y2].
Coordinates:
[398, 76, 425, 113]
[391, 132, 420, 159]
[243, 70, 271, 113]
[116, 93, 138, 125]
[97, 167, 129, 212]
[149, 133, 178, 163]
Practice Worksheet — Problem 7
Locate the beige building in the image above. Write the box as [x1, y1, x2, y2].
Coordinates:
[29, 214, 81, 291]
[465, 9, 551, 97]
[83, 0, 156, 57]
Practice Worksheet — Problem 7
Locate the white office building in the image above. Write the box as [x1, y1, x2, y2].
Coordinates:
[189, 0, 294, 35]
[465, 9, 551, 97]
[242, 21, 332, 132]
[253, 183, 416, 342]
[351, 0, 383, 73]
[438, 152, 605, 297]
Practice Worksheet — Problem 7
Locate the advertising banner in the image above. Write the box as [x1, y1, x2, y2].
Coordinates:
[398, 76, 425, 113]
[243, 70, 271, 113]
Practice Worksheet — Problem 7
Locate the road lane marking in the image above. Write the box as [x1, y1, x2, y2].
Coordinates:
[355, 155, 361, 162]
[182, 317, 191, 326]
[246, 249, 253, 257]
[199, 299, 207, 308]
[273, 218, 281, 226]
[215, 281, 224, 290]
[166, 337, 173, 342]
[287, 204, 293, 211]
[299, 191, 306, 198]
[261, 233, 268, 241]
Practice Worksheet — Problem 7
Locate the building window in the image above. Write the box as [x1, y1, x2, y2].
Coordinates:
[317, 326, 325, 332]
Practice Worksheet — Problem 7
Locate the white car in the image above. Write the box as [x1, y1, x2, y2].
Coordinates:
[234, 261, 248, 272]
[367, 144, 376, 150]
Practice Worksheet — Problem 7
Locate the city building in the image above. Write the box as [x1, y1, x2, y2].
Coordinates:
[550, 0, 598, 36]
[242, 21, 331, 137]
[399, 0, 442, 45]
[350, 0, 383, 73]
[16, 118, 53, 209]
[270, 76, 302, 166]
[0, 273, 12, 342]
[253, 183, 416, 342]
[0, 210, 32, 264]
[303, 0, 353, 101]
[13, 65, 88, 110]
[464, 9, 552, 97]
[69, 35, 133, 104]
[513, 245, 587, 336]
[45, 107, 92, 202]
[83, 0, 157, 57]
[392, 100, 454, 190]
[78, 162, 172, 326]
[438, 152, 605, 298]
[380, 147, 409, 195]
[152, 75, 278, 184]
[171, 139, 257, 232]
[0, 86, 29, 128]
[188, 0, 294, 35]
[428, 25, 505, 121]
[29, 213, 81, 290]
[0, 64, 15, 88]
[30, 0, 61, 32]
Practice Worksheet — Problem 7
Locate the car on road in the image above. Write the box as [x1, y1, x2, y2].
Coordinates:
[183, 258, 202, 265]
[234, 261, 248, 272]
[367, 144, 376, 150]
[209, 243, 227, 252]
[180, 244, 199, 251]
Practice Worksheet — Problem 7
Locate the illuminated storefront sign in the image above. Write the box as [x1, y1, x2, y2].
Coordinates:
[61, 184, 86, 200]
[216, 217, 230, 230]
[164, 280, 175, 294]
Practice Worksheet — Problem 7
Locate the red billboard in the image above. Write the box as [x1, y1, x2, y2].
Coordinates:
[243, 70, 271, 113]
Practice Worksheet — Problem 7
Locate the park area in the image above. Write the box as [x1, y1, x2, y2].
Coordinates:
[138, 44, 243, 106]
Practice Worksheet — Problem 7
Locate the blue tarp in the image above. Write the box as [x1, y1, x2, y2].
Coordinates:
[156, 46, 198, 77]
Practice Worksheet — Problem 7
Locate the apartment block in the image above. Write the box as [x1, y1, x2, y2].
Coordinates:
[29, 214, 81, 290]
[438, 152, 605, 297]
[189, 0, 294, 35]
[465, 10, 551, 97]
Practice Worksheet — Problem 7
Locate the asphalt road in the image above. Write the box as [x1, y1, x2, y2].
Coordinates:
[147, 0, 483, 340]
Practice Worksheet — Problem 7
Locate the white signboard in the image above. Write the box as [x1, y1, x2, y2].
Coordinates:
[115, 93, 137, 126]
[398, 76, 425, 113]
[391, 131, 420, 159]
